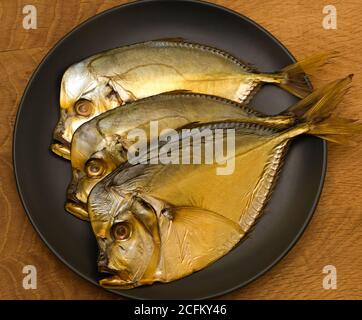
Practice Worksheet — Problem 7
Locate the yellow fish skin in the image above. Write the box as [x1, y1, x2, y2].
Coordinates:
[88, 75, 361, 289]
[66, 93, 301, 220]
[51, 39, 330, 158]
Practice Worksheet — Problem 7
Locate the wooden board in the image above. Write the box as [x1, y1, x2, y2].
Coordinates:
[1, 0, 361, 300]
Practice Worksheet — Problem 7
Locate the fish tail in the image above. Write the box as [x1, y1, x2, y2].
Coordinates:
[308, 115, 362, 145]
[272, 53, 337, 99]
[297, 74, 362, 144]
[285, 75, 351, 117]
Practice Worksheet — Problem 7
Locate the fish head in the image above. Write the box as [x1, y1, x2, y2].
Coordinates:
[89, 180, 160, 288]
[65, 123, 128, 220]
[51, 60, 123, 159]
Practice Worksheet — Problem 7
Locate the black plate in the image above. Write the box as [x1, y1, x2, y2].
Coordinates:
[13, 0, 326, 299]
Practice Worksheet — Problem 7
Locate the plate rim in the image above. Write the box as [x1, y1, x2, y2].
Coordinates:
[12, 0, 327, 300]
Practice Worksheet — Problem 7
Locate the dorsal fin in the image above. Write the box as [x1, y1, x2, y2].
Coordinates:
[153, 37, 186, 43]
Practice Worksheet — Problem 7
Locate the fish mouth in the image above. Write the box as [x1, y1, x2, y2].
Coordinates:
[99, 269, 135, 289]
[50, 136, 71, 160]
[99, 276, 136, 289]
[98, 266, 118, 275]
[65, 201, 89, 221]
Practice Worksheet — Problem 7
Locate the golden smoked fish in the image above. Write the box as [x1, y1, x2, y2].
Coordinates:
[87, 75, 361, 289]
[67, 93, 307, 220]
[51, 40, 329, 159]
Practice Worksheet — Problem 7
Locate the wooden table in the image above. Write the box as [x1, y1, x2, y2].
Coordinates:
[1, 0, 361, 300]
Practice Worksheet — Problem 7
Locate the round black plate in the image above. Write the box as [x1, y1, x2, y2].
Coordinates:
[13, 0, 326, 299]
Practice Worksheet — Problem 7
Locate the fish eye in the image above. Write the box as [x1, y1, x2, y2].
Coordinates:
[74, 99, 93, 116]
[85, 158, 106, 178]
[112, 222, 132, 241]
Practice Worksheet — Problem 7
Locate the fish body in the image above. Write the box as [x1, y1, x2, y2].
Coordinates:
[67, 93, 297, 220]
[88, 75, 361, 288]
[52, 40, 326, 158]
[88, 122, 293, 288]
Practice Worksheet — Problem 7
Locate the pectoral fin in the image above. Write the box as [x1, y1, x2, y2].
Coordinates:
[157, 206, 243, 283]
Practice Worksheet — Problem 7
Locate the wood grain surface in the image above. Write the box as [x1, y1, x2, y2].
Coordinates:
[1, 0, 362, 300]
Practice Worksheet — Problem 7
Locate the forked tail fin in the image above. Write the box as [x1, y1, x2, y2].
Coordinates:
[295, 75, 362, 144]
[274, 53, 337, 99]
[285, 74, 352, 117]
